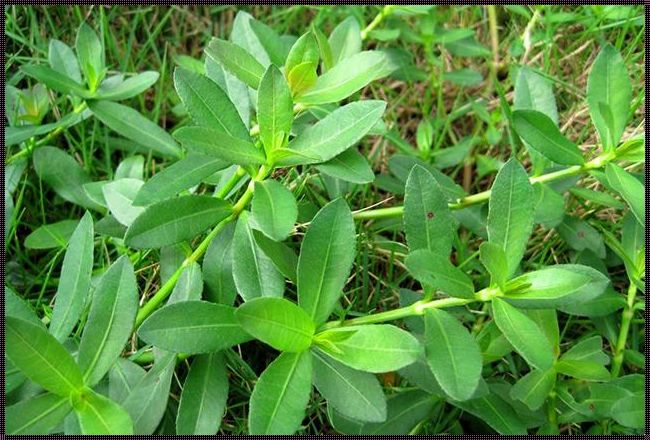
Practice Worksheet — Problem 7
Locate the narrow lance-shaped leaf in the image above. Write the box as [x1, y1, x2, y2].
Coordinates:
[491, 298, 554, 371]
[232, 211, 285, 301]
[451, 389, 527, 434]
[173, 67, 250, 140]
[248, 351, 313, 434]
[202, 222, 237, 305]
[33, 147, 103, 211]
[312, 350, 387, 423]
[49, 211, 94, 341]
[25, 219, 79, 250]
[405, 249, 474, 299]
[328, 16, 362, 65]
[176, 352, 229, 434]
[297, 198, 356, 325]
[21, 64, 91, 97]
[285, 31, 319, 74]
[274, 100, 386, 166]
[88, 100, 181, 158]
[125, 196, 232, 249]
[486, 158, 534, 278]
[424, 308, 483, 401]
[76, 22, 105, 88]
[49, 39, 82, 83]
[78, 256, 139, 386]
[74, 390, 134, 434]
[102, 178, 145, 227]
[253, 230, 299, 283]
[587, 44, 632, 150]
[512, 109, 584, 166]
[167, 261, 203, 304]
[510, 368, 557, 410]
[133, 154, 228, 206]
[6, 316, 85, 396]
[6, 393, 73, 435]
[258, 65, 293, 154]
[138, 301, 252, 354]
[251, 180, 297, 241]
[316, 148, 375, 184]
[315, 325, 421, 373]
[404, 165, 454, 256]
[205, 38, 265, 89]
[605, 163, 644, 227]
[235, 297, 315, 352]
[174, 126, 266, 166]
[297, 51, 396, 105]
[94, 71, 159, 101]
[479, 242, 508, 291]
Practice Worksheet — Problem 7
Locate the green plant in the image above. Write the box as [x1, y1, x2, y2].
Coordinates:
[5, 7, 644, 435]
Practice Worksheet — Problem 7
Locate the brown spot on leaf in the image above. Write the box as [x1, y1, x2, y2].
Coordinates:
[577, 231, 585, 238]
[427, 211, 435, 219]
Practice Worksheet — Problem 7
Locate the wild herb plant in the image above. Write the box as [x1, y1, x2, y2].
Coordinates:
[5, 7, 645, 435]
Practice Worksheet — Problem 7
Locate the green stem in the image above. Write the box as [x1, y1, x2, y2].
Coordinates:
[134, 164, 271, 327]
[6, 101, 89, 165]
[611, 282, 638, 377]
[351, 151, 617, 221]
[360, 5, 393, 40]
[318, 296, 475, 332]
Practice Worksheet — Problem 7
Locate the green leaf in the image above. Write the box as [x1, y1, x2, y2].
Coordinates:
[328, 390, 437, 435]
[205, 38, 265, 89]
[491, 298, 554, 371]
[328, 16, 361, 65]
[249, 19, 289, 66]
[251, 180, 297, 241]
[258, 65, 293, 154]
[312, 350, 387, 423]
[232, 211, 285, 301]
[94, 71, 159, 101]
[611, 394, 644, 429]
[512, 110, 584, 166]
[248, 351, 313, 434]
[554, 360, 610, 381]
[236, 297, 315, 352]
[287, 61, 319, 97]
[138, 301, 251, 353]
[510, 369, 557, 410]
[316, 148, 375, 184]
[115, 155, 145, 180]
[74, 390, 134, 434]
[78, 256, 138, 386]
[133, 154, 228, 206]
[504, 264, 609, 309]
[6, 316, 84, 396]
[21, 64, 90, 97]
[7, 393, 72, 434]
[102, 178, 145, 226]
[452, 390, 527, 434]
[108, 359, 146, 404]
[587, 44, 631, 149]
[174, 126, 265, 166]
[444, 36, 491, 57]
[203, 223, 237, 305]
[297, 198, 356, 325]
[486, 158, 534, 277]
[125, 195, 232, 249]
[88, 100, 181, 158]
[121, 352, 175, 434]
[6, 286, 43, 327]
[312, 25, 334, 71]
[49, 212, 94, 341]
[167, 261, 203, 304]
[173, 67, 249, 140]
[405, 249, 474, 299]
[275, 100, 386, 166]
[315, 325, 421, 373]
[24, 219, 79, 249]
[404, 165, 454, 256]
[561, 335, 609, 365]
[479, 242, 508, 291]
[253, 230, 299, 283]
[76, 22, 105, 88]
[445, 68, 483, 87]
[176, 352, 229, 434]
[557, 216, 606, 257]
[605, 163, 644, 226]
[285, 32, 319, 74]
[423, 309, 482, 401]
[49, 39, 82, 83]
[33, 147, 103, 211]
[297, 51, 396, 105]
